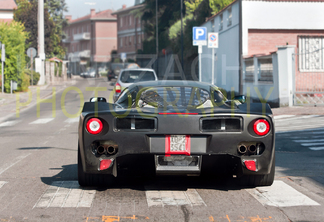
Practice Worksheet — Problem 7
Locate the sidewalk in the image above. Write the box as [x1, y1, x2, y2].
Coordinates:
[0, 78, 76, 123]
[271, 106, 324, 116]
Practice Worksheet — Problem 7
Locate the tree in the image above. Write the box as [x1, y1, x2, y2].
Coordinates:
[0, 21, 29, 92]
[14, 0, 65, 59]
[45, 0, 68, 40]
[141, 0, 184, 54]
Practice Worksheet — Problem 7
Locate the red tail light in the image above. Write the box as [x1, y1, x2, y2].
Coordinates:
[86, 118, 103, 134]
[253, 119, 270, 136]
[115, 83, 121, 93]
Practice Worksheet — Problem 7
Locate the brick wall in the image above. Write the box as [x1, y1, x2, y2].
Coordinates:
[248, 29, 324, 92]
[248, 29, 324, 56]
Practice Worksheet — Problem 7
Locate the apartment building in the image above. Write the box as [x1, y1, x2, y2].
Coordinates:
[63, 9, 117, 74]
[112, 0, 145, 61]
[0, 0, 16, 23]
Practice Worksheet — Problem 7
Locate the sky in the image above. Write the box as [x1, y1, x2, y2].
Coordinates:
[64, 0, 135, 19]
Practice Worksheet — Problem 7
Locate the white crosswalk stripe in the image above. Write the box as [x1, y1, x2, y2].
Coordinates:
[34, 181, 96, 208]
[246, 180, 320, 207]
[29, 118, 54, 124]
[0, 181, 8, 189]
[279, 127, 324, 151]
[0, 120, 21, 127]
[145, 189, 206, 207]
[64, 117, 79, 124]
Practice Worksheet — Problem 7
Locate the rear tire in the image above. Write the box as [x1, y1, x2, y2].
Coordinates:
[78, 146, 114, 187]
[239, 156, 275, 187]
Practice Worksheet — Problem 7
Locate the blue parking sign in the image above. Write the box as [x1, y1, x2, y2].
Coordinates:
[193, 27, 207, 46]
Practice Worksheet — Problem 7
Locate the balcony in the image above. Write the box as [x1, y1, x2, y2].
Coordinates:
[79, 50, 91, 58]
[62, 36, 71, 43]
[73, 32, 91, 41]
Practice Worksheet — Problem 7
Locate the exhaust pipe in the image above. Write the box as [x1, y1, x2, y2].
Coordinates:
[237, 144, 247, 154]
[248, 144, 257, 154]
[106, 146, 117, 155]
[97, 145, 106, 155]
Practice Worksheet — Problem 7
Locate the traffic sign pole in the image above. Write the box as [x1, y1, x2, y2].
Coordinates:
[199, 45, 202, 82]
[192, 27, 207, 82]
[208, 33, 218, 85]
[212, 48, 215, 85]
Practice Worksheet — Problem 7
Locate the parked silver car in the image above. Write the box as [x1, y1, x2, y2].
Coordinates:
[113, 68, 158, 102]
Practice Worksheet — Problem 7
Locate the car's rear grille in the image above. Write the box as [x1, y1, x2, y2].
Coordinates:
[115, 118, 156, 131]
[201, 117, 242, 132]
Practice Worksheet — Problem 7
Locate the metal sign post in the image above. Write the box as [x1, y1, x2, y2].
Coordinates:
[27, 47, 37, 86]
[193, 27, 207, 82]
[208, 33, 219, 85]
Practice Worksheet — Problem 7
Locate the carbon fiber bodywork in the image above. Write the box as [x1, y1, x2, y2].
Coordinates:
[78, 81, 275, 179]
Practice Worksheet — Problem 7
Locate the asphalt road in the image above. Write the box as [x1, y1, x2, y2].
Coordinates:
[0, 77, 323, 222]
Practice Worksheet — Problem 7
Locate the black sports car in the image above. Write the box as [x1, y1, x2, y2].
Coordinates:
[78, 80, 275, 187]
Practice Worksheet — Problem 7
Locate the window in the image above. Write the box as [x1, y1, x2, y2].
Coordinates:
[211, 19, 215, 32]
[219, 14, 223, 31]
[258, 58, 273, 82]
[129, 36, 132, 46]
[244, 60, 254, 82]
[298, 36, 324, 72]
[120, 37, 123, 48]
[129, 16, 132, 26]
[138, 34, 141, 44]
[120, 17, 123, 27]
[227, 7, 232, 26]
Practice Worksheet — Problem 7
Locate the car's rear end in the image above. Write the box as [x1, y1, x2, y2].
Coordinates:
[113, 68, 158, 102]
[79, 82, 275, 187]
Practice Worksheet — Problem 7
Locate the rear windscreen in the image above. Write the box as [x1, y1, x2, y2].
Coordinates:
[120, 70, 156, 83]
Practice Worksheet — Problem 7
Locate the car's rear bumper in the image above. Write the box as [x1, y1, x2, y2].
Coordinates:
[79, 113, 275, 177]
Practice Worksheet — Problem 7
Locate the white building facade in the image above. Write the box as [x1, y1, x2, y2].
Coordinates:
[200, 0, 324, 107]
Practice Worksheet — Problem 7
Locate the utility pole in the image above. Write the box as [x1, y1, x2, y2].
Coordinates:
[37, 0, 45, 85]
[155, 0, 159, 76]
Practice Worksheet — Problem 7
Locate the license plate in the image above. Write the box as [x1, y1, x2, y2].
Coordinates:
[165, 135, 191, 156]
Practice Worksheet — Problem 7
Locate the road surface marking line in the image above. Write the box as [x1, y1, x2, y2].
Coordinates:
[34, 181, 96, 208]
[51, 181, 75, 207]
[64, 117, 79, 124]
[186, 189, 207, 206]
[145, 190, 163, 207]
[294, 139, 324, 143]
[0, 153, 31, 175]
[62, 181, 81, 207]
[300, 142, 324, 146]
[29, 118, 54, 124]
[0, 120, 21, 127]
[77, 189, 96, 208]
[33, 182, 64, 208]
[173, 191, 191, 206]
[246, 180, 320, 207]
[0, 181, 8, 189]
[145, 189, 206, 207]
[309, 147, 324, 151]
[274, 115, 295, 120]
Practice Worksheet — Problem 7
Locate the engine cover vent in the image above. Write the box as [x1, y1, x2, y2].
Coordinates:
[201, 117, 242, 132]
[115, 117, 157, 132]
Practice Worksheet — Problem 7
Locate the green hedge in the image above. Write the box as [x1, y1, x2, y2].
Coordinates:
[25, 69, 40, 85]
